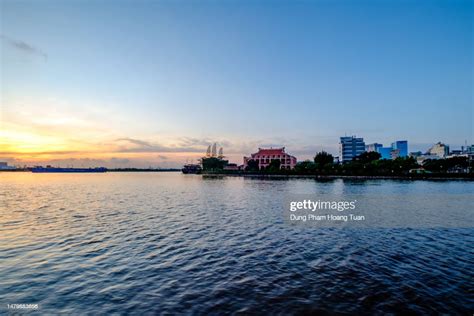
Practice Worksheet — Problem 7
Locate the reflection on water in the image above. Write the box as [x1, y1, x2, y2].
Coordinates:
[1, 172, 473, 314]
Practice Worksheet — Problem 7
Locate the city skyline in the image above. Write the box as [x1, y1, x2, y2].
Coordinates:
[1, 0, 472, 168]
[1, 137, 471, 169]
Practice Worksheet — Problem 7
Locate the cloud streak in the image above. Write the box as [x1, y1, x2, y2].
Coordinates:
[116, 138, 153, 147]
[1, 34, 48, 60]
[115, 138, 204, 153]
[0, 150, 81, 156]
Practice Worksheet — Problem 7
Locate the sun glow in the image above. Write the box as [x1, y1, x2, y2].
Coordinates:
[1, 98, 214, 167]
[0, 123, 206, 167]
[0, 129, 69, 153]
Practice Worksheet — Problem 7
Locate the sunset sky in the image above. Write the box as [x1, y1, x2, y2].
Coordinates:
[1, 0, 472, 168]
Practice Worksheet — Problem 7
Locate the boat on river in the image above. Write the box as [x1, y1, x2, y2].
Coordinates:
[31, 166, 107, 173]
[181, 164, 202, 174]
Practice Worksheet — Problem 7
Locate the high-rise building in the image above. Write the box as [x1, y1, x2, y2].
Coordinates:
[366, 143, 382, 153]
[391, 141, 408, 157]
[378, 147, 392, 160]
[339, 136, 365, 163]
[366, 141, 407, 160]
[466, 145, 474, 154]
[427, 142, 450, 158]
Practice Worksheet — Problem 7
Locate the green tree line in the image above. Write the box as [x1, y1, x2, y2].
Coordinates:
[202, 151, 472, 176]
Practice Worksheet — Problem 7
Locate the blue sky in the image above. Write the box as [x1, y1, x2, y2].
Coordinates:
[1, 0, 472, 167]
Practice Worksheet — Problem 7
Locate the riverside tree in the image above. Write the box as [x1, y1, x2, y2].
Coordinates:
[314, 151, 334, 168]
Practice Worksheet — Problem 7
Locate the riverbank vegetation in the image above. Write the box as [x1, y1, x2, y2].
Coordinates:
[202, 151, 473, 178]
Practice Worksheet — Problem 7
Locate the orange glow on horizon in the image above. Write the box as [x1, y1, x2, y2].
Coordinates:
[0, 125, 206, 166]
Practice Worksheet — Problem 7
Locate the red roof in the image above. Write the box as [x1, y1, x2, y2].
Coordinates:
[255, 148, 285, 155]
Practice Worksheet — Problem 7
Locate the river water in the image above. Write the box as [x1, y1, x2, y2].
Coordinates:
[1, 172, 473, 314]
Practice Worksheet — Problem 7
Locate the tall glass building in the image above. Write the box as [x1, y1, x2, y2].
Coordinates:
[391, 141, 408, 157]
[378, 147, 393, 160]
[339, 136, 366, 163]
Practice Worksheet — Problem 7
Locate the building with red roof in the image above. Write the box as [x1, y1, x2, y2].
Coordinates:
[243, 147, 297, 170]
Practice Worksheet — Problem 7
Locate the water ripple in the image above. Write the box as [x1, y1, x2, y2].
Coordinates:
[0, 173, 472, 314]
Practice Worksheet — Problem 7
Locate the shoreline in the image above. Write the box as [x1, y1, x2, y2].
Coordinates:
[201, 173, 474, 181]
[0, 169, 181, 173]
[2, 169, 472, 180]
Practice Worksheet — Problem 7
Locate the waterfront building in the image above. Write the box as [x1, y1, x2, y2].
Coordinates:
[416, 154, 441, 164]
[365, 140, 408, 160]
[427, 142, 450, 158]
[446, 153, 469, 159]
[391, 140, 408, 157]
[449, 150, 463, 156]
[223, 163, 240, 171]
[450, 145, 474, 157]
[0, 162, 16, 170]
[339, 136, 365, 163]
[366, 143, 382, 153]
[201, 144, 229, 171]
[243, 147, 297, 170]
[390, 149, 400, 160]
[409, 151, 423, 158]
[467, 145, 474, 162]
[378, 147, 392, 160]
